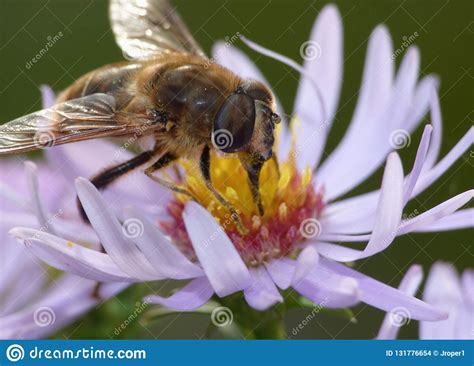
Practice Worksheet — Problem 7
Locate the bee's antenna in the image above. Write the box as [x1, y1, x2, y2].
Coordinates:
[240, 35, 327, 124]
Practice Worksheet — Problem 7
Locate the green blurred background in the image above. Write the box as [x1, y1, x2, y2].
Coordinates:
[0, 0, 472, 339]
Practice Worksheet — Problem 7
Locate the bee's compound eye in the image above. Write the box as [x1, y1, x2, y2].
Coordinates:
[213, 93, 255, 153]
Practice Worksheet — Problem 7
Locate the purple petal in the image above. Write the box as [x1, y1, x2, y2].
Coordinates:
[321, 122, 434, 235]
[322, 137, 471, 238]
[322, 258, 447, 321]
[457, 270, 474, 339]
[376, 265, 423, 339]
[403, 125, 432, 204]
[292, 259, 360, 308]
[398, 190, 474, 235]
[24, 161, 57, 236]
[40, 84, 56, 109]
[244, 267, 283, 311]
[424, 88, 442, 170]
[387, 46, 420, 126]
[183, 202, 251, 297]
[414, 127, 473, 196]
[315, 153, 404, 261]
[0, 276, 126, 339]
[398, 265, 424, 295]
[145, 277, 214, 311]
[420, 262, 464, 339]
[124, 207, 203, 279]
[318, 40, 430, 201]
[293, 4, 343, 170]
[415, 209, 473, 232]
[47, 139, 132, 183]
[265, 258, 295, 290]
[46, 140, 165, 214]
[0, 233, 47, 315]
[321, 190, 473, 244]
[316, 25, 394, 200]
[404, 75, 439, 133]
[9, 227, 135, 282]
[461, 269, 474, 307]
[320, 190, 379, 235]
[0, 159, 65, 213]
[75, 178, 162, 280]
[292, 245, 320, 285]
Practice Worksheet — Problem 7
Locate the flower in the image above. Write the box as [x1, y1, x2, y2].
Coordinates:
[7, 4, 473, 334]
[0, 156, 126, 339]
[377, 262, 473, 339]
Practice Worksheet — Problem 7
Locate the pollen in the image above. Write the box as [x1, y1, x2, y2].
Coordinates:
[160, 127, 325, 266]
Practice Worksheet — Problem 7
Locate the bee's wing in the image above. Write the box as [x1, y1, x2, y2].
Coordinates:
[110, 0, 206, 60]
[0, 93, 154, 154]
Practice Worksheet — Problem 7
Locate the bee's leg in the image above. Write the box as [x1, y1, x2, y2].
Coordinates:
[144, 153, 195, 199]
[199, 145, 246, 234]
[78, 150, 155, 223]
[239, 152, 265, 217]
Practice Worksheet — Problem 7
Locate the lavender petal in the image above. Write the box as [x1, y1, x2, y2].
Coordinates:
[76, 178, 162, 280]
[40, 84, 56, 109]
[183, 202, 251, 297]
[315, 153, 404, 261]
[322, 258, 447, 321]
[265, 258, 295, 290]
[9, 227, 136, 282]
[244, 267, 283, 311]
[293, 4, 343, 170]
[124, 207, 203, 279]
[398, 190, 474, 235]
[145, 277, 214, 311]
[292, 260, 360, 308]
[415, 209, 473, 232]
[376, 265, 423, 339]
[317, 25, 394, 200]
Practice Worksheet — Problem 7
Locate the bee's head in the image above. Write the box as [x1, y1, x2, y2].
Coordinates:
[212, 80, 280, 160]
[211, 79, 280, 216]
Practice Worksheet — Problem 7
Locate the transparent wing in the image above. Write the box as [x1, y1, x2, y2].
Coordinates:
[110, 0, 206, 60]
[0, 94, 153, 154]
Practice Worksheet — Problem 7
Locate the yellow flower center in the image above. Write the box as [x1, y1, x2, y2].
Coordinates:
[160, 123, 325, 266]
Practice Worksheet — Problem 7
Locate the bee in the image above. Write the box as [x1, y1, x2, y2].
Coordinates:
[0, 0, 280, 229]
